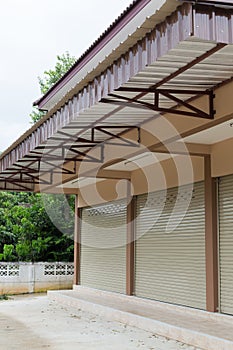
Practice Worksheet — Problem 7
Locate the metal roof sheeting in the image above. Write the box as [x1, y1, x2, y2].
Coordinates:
[35, 0, 178, 111]
[1, 2, 233, 191]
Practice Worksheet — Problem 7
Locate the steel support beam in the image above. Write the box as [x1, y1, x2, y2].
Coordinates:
[2, 125, 140, 188]
[103, 44, 226, 120]
[204, 155, 218, 312]
[126, 181, 135, 296]
[74, 196, 81, 286]
[103, 89, 215, 120]
[0, 179, 33, 191]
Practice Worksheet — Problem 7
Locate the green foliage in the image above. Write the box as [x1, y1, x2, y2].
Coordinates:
[30, 52, 76, 123]
[15, 242, 32, 262]
[0, 52, 77, 261]
[29, 108, 45, 124]
[0, 294, 9, 300]
[0, 191, 74, 262]
[3, 244, 15, 262]
[38, 52, 76, 95]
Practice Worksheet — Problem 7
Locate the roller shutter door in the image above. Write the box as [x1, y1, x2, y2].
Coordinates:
[135, 182, 206, 309]
[219, 174, 233, 315]
[80, 200, 127, 294]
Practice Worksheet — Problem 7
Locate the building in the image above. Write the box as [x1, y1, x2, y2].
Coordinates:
[1, 0, 233, 327]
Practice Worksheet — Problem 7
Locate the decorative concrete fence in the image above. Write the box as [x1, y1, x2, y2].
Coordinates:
[0, 262, 74, 295]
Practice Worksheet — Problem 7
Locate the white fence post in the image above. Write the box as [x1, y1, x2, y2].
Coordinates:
[28, 263, 35, 293]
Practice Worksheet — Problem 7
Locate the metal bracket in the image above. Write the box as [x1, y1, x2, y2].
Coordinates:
[102, 88, 215, 120]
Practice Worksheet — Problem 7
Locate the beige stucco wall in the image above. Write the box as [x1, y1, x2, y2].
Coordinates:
[212, 137, 233, 178]
[77, 134, 233, 208]
[78, 155, 204, 207]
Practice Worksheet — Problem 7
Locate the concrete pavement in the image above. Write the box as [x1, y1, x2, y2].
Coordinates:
[0, 294, 200, 350]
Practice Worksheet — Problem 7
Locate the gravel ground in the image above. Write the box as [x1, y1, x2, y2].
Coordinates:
[0, 294, 202, 350]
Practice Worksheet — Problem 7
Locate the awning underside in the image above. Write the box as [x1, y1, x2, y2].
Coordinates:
[1, 3, 233, 191]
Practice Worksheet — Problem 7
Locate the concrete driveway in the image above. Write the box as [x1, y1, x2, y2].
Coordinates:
[0, 294, 200, 350]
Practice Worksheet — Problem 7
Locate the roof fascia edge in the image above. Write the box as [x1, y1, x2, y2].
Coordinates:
[36, 0, 151, 110]
[0, 2, 193, 167]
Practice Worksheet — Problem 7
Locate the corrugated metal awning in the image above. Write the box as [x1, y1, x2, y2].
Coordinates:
[0, 2, 233, 192]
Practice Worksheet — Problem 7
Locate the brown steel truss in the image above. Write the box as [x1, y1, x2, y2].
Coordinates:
[102, 88, 215, 119]
[101, 43, 226, 120]
[1, 126, 140, 188]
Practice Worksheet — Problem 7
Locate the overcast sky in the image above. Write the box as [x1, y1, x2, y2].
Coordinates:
[0, 0, 132, 152]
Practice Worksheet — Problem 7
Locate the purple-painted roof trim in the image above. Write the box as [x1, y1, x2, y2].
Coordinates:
[35, 0, 151, 109]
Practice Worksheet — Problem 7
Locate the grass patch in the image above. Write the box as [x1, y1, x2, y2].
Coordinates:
[0, 293, 9, 300]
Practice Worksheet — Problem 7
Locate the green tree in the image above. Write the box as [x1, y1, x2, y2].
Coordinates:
[0, 52, 76, 262]
[0, 192, 74, 262]
[30, 51, 76, 123]
[0, 244, 15, 262]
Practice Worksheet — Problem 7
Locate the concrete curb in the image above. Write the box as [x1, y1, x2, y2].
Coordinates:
[48, 290, 233, 350]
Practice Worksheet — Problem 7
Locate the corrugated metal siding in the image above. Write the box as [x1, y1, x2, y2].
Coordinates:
[135, 182, 206, 309]
[219, 174, 233, 315]
[0, 3, 193, 174]
[80, 200, 127, 294]
[194, 5, 233, 44]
